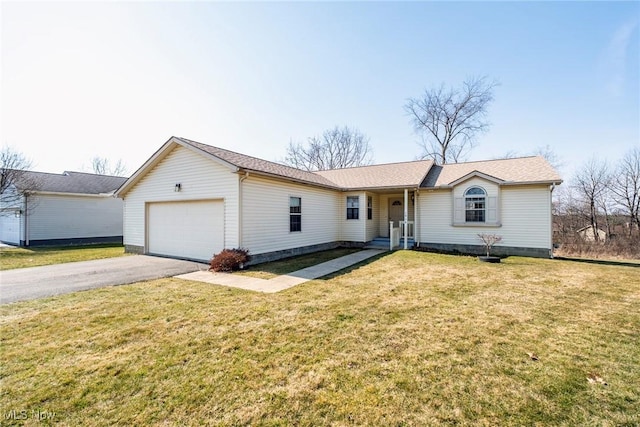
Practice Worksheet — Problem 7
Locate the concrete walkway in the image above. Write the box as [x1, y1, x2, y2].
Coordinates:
[175, 249, 386, 293]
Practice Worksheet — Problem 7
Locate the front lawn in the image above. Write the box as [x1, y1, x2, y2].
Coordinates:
[239, 247, 362, 279]
[1, 251, 638, 425]
[0, 244, 127, 270]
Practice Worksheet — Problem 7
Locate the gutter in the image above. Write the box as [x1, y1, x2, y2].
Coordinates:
[238, 171, 250, 247]
[237, 168, 339, 191]
[429, 179, 563, 190]
[29, 191, 117, 198]
[24, 194, 29, 247]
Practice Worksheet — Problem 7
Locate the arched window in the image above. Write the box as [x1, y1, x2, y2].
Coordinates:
[464, 187, 486, 222]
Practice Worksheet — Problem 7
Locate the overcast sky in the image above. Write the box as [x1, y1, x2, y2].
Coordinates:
[2, 1, 638, 181]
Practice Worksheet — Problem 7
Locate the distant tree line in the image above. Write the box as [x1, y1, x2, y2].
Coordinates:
[554, 147, 639, 258]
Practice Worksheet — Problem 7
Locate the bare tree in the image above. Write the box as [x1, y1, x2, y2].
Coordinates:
[553, 186, 584, 241]
[90, 157, 127, 176]
[532, 145, 564, 171]
[0, 147, 41, 216]
[405, 76, 499, 164]
[573, 158, 611, 242]
[0, 147, 32, 195]
[497, 145, 563, 171]
[284, 126, 373, 171]
[610, 147, 640, 235]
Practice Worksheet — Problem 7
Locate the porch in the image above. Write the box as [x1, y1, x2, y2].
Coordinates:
[365, 234, 415, 251]
[370, 188, 418, 250]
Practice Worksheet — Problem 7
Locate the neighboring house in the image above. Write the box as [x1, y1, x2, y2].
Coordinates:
[576, 225, 607, 242]
[0, 171, 127, 246]
[116, 137, 563, 263]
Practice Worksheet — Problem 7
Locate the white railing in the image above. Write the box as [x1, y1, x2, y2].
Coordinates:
[389, 221, 400, 250]
[401, 221, 414, 239]
[389, 221, 414, 250]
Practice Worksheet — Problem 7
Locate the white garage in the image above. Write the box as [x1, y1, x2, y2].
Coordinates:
[0, 213, 21, 245]
[147, 200, 224, 262]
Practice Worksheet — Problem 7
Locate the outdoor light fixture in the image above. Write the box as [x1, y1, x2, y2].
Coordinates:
[15, 209, 22, 218]
[174, 183, 182, 192]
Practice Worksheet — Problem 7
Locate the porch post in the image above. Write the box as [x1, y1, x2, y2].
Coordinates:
[414, 189, 419, 246]
[403, 188, 408, 250]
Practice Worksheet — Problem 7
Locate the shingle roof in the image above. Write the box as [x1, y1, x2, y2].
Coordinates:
[175, 137, 561, 190]
[315, 160, 434, 189]
[421, 156, 562, 187]
[13, 171, 127, 194]
[176, 137, 338, 188]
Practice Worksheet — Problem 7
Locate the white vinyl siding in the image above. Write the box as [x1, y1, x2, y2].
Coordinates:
[241, 175, 340, 255]
[340, 192, 366, 242]
[122, 145, 239, 251]
[418, 184, 552, 249]
[499, 185, 552, 249]
[26, 194, 123, 240]
[365, 193, 379, 241]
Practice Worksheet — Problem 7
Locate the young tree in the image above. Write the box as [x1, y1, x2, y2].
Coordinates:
[477, 233, 503, 257]
[284, 126, 373, 171]
[405, 76, 499, 164]
[610, 147, 640, 235]
[90, 157, 127, 176]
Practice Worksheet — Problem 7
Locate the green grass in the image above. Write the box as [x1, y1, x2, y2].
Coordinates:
[0, 244, 127, 270]
[238, 247, 362, 279]
[1, 251, 639, 426]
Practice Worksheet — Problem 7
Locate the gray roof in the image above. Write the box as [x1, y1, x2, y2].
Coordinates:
[315, 160, 434, 189]
[177, 137, 338, 188]
[13, 171, 127, 194]
[119, 137, 561, 195]
[421, 156, 562, 187]
[178, 137, 434, 190]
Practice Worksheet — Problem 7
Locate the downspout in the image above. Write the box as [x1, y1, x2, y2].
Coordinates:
[549, 183, 556, 258]
[414, 189, 419, 247]
[23, 194, 29, 247]
[238, 171, 249, 248]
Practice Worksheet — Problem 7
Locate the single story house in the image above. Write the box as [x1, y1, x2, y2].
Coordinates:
[115, 136, 562, 263]
[0, 171, 127, 246]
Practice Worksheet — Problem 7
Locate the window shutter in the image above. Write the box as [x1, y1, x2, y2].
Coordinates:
[487, 196, 497, 223]
[454, 197, 464, 223]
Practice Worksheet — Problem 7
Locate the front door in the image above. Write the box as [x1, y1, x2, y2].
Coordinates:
[389, 198, 404, 227]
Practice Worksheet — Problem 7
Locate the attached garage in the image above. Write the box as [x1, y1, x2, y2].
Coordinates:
[147, 200, 224, 262]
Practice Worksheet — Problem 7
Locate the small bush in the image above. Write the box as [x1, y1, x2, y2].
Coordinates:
[209, 248, 250, 272]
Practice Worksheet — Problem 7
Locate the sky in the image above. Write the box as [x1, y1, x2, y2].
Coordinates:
[1, 1, 639, 182]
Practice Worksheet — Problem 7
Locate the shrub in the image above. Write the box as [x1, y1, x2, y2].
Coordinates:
[209, 248, 250, 272]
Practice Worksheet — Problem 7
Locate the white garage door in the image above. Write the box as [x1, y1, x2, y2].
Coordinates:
[148, 200, 224, 262]
[0, 214, 20, 245]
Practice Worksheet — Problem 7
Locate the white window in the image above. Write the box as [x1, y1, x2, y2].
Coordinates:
[347, 196, 359, 219]
[290, 197, 301, 232]
[454, 186, 499, 225]
[465, 187, 486, 222]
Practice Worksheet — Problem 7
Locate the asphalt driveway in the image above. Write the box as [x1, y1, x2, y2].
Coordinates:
[0, 255, 208, 304]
